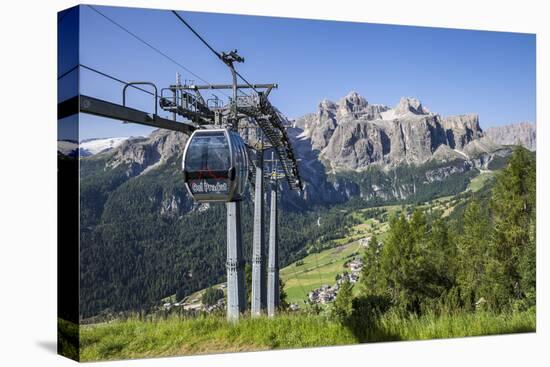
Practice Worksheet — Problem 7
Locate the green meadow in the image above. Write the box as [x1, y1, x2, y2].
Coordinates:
[76, 310, 535, 361]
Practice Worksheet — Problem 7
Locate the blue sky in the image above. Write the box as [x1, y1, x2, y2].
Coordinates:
[62, 5, 536, 140]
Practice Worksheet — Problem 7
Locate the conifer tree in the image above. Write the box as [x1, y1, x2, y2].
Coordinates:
[360, 234, 383, 296]
[279, 277, 289, 310]
[332, 279, 354, 324]
[381, 213, 416, 312]
[456, 201, 491, 310]
[422, 217, 455, 303]
[518, 210, 536, 309]
[489, 146, 536, 309]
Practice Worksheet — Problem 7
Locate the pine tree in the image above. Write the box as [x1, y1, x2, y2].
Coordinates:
[380, 210, 457, 313]
[456, 201, 491, 310]
[489, 146, 536, 310]
[428, 218, 454, 284]
[360, 234, 382, 296]
[409, 209, 453, 311]
[410, 209, 427, 243]
[381, 213, 416, 312]
[332, 279, 354, 324]
[279, 277, 289, 310]
[518, 210, 536, 309]
[421, 217, 455, 304]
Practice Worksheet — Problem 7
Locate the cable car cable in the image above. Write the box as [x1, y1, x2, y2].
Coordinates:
[79, 64, 159, 98]
[171, 10, 259, 95]
[86, 5, 229, 99]
[171, 10, 222, 60]
[57, 64, 79, 81]
[59, 63, 161, 102]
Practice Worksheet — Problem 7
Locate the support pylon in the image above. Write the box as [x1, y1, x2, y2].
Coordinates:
[251, 140, 266, 317]
[267, 152, 279, 317]
[226, 201, 246, 322]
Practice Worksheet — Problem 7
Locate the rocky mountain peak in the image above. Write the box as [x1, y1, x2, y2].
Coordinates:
[440, 114, 482, 150]
[338, 91, 368, 108]
[85, 90, 534, 179]
[294, 93, 511, 172]
[394, 97, 428, 115]
[336, 91, 368, 118]
[319, 99, 337, 111]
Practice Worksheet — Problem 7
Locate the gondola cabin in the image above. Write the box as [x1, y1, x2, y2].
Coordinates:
[182, 129, 249, 202]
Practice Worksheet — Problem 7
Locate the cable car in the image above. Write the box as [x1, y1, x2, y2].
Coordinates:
[182, 128, 249, 202]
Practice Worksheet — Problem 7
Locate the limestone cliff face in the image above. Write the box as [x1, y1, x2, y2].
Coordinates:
[484, 122, 536, 151]
[297, 92, 486, 172]
[82, 91, 535, 208]
[441, 114, 483, 150]
[87, 92, 534, 179]
[294, 92, 390, 152]
[106, 130, 189, 177]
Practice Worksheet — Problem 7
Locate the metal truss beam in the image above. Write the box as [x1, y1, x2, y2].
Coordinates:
[174, 83, 277, 90]
[59, 95, 199, 134]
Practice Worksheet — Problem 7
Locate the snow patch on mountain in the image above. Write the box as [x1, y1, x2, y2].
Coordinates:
[57, 140, 79, 157]
[80, 137, 131, 157]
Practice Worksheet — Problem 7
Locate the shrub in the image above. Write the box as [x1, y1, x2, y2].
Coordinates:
[202, 287, 224, 306]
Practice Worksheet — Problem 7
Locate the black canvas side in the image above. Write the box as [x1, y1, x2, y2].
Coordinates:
[57, 5, 80, 362]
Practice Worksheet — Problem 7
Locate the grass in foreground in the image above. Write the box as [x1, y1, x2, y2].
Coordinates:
[79, 313, 356, 361]
[360, 310, 535, 342]
[58, 318, 80, 361]
[79, 310, 534, 361]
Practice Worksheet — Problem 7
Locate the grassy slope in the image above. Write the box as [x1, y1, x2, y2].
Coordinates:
[280, 196, 462, 305]
[467, 171, 496, 192]
[79, 311, 535, 361]
[281, 241, 363, 304]
[79, 314, 356, 361]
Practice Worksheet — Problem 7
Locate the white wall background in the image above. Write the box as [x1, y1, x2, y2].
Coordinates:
[0, 0, 547, 366]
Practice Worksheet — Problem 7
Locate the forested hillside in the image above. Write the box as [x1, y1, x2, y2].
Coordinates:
[79, 154, 358, 318]
[356, 146, 536, 319]
[78, 146, 527, 319]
